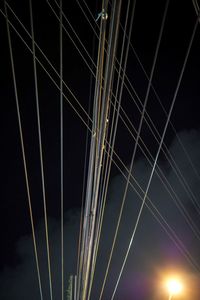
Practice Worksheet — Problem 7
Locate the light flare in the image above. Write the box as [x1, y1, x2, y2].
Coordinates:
[166, 277, 183, 295]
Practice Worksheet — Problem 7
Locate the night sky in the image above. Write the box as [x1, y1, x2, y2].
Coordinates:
[0, 0, 200, 299]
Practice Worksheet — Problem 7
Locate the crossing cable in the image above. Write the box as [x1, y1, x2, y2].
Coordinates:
[76, 0, 99, 28]
[111, 158, 200, 273]
[29, 1, 53, 300]
[122, 37, 200, 189]
[57, 0, 200, 225]
[1, 2, 92, 128]
[0, 5, 95, 296]
[113, 138, 199, 251]
[2, 4, 200, 276]
[90, 0, 131, 281]
[96, 12, 200, 299]
[110, 11, 200, 300]
[77, 0, 110, 298]
[86, 128, 109, 299]
[116, 69, 200, 216]
[3, 15, 200, 288]
[75, 0, 99, 41]
[83, 3, 113, 299]
[88, 1, 138, 298]
[59, 1, 64, 300]
[88, 0, 124, 297]
[99, 1, 170, 298]
[0, 2, 179, 193]
[117, 112, 200, 241]
[81, 1, 124, 299]
[87, 0, 133, 296]
[124, 0, 200, 185]
[74, 0, 200, 215]
[76, 0, 200, 206]
[118, 99, 200, 222]
[94, 0, 131, 255]
[4, 3, 44, 300]
[76, 18, 97, 284]
[45, 0, 147, 142]
[119, 14, 200, 192]
[6, 0, 95, 123]
[127, 43, 200, 182]
[46, 0, 96, 78]
[120, 99, 200, 217]
[110, 153, 200, 272]
[77, 0, 200, 220]
[3, 4, 200, 240]
[48, 0, 101, 291]
[82, 133, 200, 275]
[101, 135, 200, 276]
[117, 101, 200, 226]
[76, 73, 91, 298]
[89, 130, 200, 276]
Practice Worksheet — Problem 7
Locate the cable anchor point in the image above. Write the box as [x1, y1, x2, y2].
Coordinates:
[96, 9, 108, 22]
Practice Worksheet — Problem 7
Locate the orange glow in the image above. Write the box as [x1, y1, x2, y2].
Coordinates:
[165, 277, 183, 295]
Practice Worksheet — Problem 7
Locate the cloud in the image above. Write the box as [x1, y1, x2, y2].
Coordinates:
[0, 212, 80, 300]
[0, 130, 200, 299]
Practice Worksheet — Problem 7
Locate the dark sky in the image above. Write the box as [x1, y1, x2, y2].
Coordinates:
[0, 0, 200, 299]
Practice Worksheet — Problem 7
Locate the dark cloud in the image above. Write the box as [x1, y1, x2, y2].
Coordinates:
[1, 130, 200, 299]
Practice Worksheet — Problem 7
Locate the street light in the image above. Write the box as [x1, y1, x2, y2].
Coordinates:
[165, 277, 183, 300]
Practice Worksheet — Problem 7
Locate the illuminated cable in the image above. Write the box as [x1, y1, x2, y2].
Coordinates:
[110, 10, 200, 299]
[3, 3, 200, 240]
[99, 1, 170, 298]
[59, 1, 64, 300]
[4, 2, 44, 299]
[75, 0, 200, 215]
[2, 3, 92, 127]
[29, 1, 53, 299]
[1, 2, 200, 282]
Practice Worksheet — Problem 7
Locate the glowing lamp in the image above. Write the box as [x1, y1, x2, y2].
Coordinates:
[165, 277, 183, 299]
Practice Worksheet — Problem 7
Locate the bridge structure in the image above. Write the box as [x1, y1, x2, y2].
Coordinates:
[1, 0, 200, 299]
